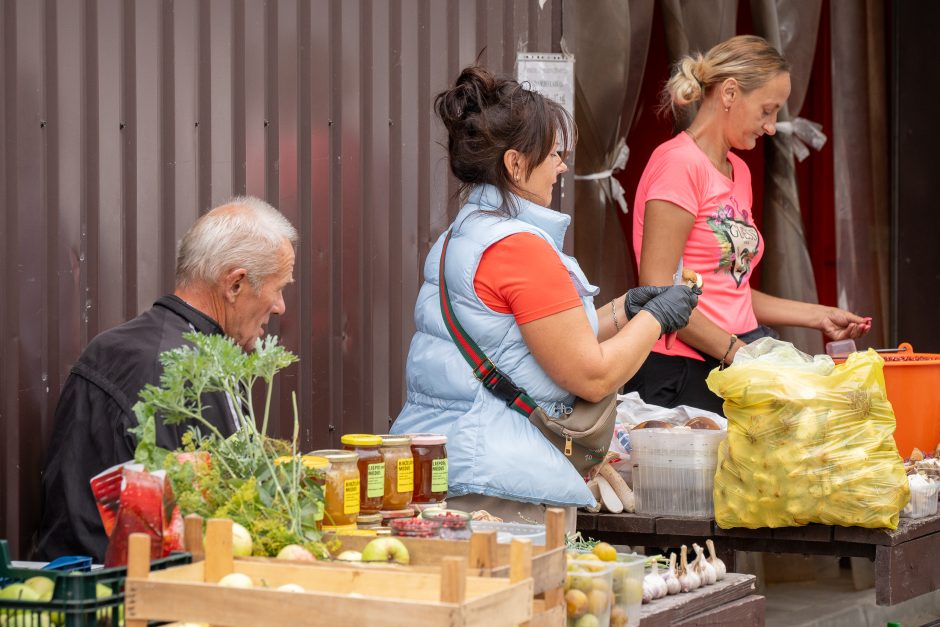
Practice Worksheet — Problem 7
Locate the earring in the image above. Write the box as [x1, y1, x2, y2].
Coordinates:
[724, 106, 730, 112]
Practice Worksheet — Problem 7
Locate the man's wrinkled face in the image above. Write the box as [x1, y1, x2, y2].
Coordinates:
[227, 239, 295, 351]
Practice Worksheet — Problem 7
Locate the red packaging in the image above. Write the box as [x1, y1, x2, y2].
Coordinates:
[91, 463, 184, 566]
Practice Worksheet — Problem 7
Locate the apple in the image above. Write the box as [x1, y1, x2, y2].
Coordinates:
[360, 537, 410, 565]
[0, 583, 40, 602]
[218, 573, 253, 588]
[23, 576, 55, 600]
[276, 544, 315, 562]
[335, 550, 362, 562]
[231, 522, 253, 557]
[276, 583, 305, 593]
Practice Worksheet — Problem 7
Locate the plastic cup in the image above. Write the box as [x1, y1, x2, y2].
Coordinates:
[610, 553, 644, 627]
[565, 555, 613, 627]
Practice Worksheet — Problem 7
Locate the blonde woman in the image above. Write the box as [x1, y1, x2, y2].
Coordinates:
[625, 35, 870, 414]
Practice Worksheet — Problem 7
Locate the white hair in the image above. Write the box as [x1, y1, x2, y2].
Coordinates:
[175, 196, 298, 290]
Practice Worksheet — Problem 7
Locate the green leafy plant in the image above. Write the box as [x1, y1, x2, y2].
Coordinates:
[130, 332, 327, 558]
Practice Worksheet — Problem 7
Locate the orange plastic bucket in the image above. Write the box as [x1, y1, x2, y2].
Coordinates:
[875, 343, 940, 459]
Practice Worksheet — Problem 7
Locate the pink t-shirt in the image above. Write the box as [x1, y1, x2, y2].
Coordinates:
[633, 132, 763, 361]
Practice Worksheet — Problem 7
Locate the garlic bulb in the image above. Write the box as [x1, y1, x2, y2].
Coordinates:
[706, 539, 727, 580]
[692, 543, 717, 586]
[663, 553, 681, 595]
[643, 560, 668, 600]
[641, 580, 653, 604]
[677, 545, 701, 592]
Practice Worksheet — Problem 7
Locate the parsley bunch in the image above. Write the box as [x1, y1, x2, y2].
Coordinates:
[131, 332, 327, 558]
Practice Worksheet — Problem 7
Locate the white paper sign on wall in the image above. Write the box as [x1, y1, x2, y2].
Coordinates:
[516, 52, 575, 118]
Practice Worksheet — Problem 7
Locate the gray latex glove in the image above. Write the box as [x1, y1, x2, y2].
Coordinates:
[625, 285, 700, 334]
[624, 286, 669, 320]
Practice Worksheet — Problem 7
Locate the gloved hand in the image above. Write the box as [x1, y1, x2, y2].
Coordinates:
[624, 286, 669, 319]
[627, 285, 700, 335]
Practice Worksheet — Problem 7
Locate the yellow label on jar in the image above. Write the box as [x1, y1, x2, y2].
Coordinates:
[397, 457, 414, 493]
[431, 458, 448, 493]
[367, 462, 385, 498]
[344, 478, 361, 515]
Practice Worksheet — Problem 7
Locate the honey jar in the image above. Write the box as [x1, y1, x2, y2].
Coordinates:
[378, 435, 414, 510]
[341, 434, 386, 514]
[309, 449, 360, 526]
[408, 433, 448, 504]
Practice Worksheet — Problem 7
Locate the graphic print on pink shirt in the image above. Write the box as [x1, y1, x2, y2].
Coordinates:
[633, 132, 763, 361]
[705, 196, 760, 287]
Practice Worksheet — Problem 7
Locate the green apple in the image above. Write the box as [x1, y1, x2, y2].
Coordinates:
[360, 537, 410, 565]
[231, 522, 253, 557]
[0, 583, 40, 601]
[276, 583, 305, 593]
[218, 573, 253, 588]
[23, 577, 55, 600]
[275, 544, 315, 562]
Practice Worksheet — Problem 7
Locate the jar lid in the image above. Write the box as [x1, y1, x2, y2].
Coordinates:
[274, 455, 330, 470]
[322, 523, 359, 532]
[378, 434, 412, 447]
[309, 448, 358, 463]
[408, 433, 447, 446]
[357, 513, 383, 524]
[341, 433, 383, 447]
[380, 507, 416, 520]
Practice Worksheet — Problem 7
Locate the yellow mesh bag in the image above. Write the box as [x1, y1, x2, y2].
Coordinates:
[706, 338, 910, 529]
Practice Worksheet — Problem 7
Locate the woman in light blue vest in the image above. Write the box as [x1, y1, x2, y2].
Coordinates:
[391, 66, 699, 526]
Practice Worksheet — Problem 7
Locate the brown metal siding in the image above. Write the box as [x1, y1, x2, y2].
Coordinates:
[0, 0, 565, 558]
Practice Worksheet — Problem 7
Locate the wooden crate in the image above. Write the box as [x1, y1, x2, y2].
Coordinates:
[124, 519, 535, 627]
[321, 508, 567, 597]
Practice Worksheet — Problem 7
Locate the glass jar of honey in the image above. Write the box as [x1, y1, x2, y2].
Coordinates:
[309, 449, 360, 527]
[408, 433, 448, 504]
[379, 435, 414, 510]
[340, 434, 386, 514]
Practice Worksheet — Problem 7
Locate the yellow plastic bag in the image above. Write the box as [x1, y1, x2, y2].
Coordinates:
[707, 338, 910, 530]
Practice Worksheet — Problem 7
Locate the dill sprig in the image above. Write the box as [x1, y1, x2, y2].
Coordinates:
[130, 332, 327, 558]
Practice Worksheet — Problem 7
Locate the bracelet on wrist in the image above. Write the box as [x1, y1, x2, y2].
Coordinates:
[719, 334, 738, 370]
[611, 299, 622, 331]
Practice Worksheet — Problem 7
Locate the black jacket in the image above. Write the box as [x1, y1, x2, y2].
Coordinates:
[35, 295, 237, 561]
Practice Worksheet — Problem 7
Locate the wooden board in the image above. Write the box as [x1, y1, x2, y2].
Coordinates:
[672, 594, 765, 626]
[833, 512, 940, 546]
[637, 573, 757, 627]
[875, 531, 940, 605]
[655, 517, 713, 537]
[126, 577, 532, 627]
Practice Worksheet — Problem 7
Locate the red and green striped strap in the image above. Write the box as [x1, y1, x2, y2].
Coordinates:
[438, 230, 539, 418]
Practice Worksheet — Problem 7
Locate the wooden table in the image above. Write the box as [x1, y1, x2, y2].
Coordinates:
[578, 511, 940, 606]
[638, 572, 764, 626]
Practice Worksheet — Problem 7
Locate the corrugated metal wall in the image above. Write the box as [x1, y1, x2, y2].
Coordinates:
[0, 0, 568, 558]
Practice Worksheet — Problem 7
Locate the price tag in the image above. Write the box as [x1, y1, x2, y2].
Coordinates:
[367, 462, 385, 498]
[397, 458, 414, 494]
[431, 458, 448, 493]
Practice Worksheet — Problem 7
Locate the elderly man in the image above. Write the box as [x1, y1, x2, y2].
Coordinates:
[36, 196, 297, 561]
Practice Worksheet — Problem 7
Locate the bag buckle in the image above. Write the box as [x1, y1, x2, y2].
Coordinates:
[481, 369, 525, 407]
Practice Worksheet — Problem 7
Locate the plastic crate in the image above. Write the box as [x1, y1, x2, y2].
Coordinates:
[631, 428, 727, 517]
[0, 540, 190, 626]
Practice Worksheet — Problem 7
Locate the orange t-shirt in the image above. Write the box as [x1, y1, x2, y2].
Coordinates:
[473, 232, 583, 324]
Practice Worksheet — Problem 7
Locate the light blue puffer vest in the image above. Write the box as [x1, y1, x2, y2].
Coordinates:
[391, 185, 599, 507]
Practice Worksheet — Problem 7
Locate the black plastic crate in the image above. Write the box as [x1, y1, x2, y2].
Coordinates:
[0, 540, 190, 626]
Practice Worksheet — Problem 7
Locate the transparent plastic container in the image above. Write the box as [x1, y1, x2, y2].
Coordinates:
[564, 559, 613, 627]
[469, 521, 545, 545]
[631, 428, 727, 517]
[611, 553, 644, 627]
